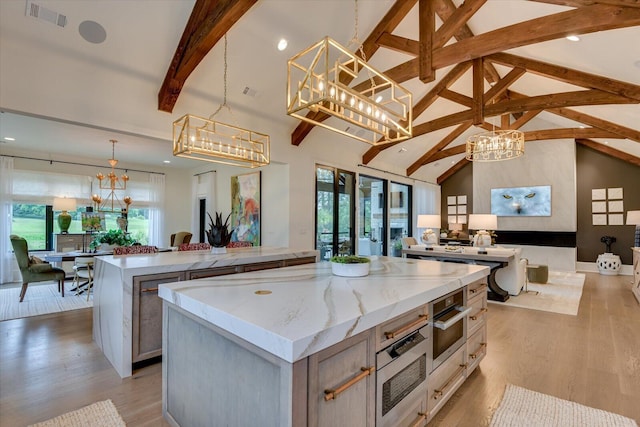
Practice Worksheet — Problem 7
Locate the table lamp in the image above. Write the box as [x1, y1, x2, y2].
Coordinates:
[417, 214, 441, 248]
[53, 197, 77, 234]
[627, 210, 640, 247]
[468, 214, 497, 253]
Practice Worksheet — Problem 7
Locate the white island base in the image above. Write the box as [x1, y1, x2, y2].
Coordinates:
[160, 257, 489, 427]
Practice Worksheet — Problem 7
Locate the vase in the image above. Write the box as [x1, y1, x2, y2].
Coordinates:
[211, 246, 227, 254]
[331, 262, 370, 277]
[596, 253, 621, 275]
[99, 243, 116, 252]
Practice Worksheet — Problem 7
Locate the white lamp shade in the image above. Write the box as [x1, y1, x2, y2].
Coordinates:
[626, 210, 640, 225]
[417, 214, 441, 229]
[53, 197, 77, 212]
[468, 214, 497, 231]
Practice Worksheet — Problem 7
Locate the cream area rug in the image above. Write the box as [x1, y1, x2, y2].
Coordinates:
[490, 384, 638, 427]
[28, 400, 125, 427]
[490, 271, 585, 316]
[0, 282, 92, 321]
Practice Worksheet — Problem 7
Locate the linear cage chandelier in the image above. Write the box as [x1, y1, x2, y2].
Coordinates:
[91, 139, 132, 213]
[287, 36, 412, 145]
[465, 129, 525, 162]
[173, 34, 270, 168]
[173, 114, 270, 167]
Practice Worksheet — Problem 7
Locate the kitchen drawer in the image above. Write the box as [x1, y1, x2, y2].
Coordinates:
[375, 305, 429, 352]
[395, 394, 428, 427]
[467, 292, 488, 337]
[187, 266, 238, 280]
[466, 325, 487, 375]
[240, 260, 283, 272]
[427, 344, 466, 419]
[466, 278, 488, 301]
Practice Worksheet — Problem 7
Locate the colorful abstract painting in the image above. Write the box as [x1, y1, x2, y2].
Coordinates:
[230, 171, 261, 246]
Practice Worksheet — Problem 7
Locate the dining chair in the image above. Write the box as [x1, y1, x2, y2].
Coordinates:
[72, 257, 95, 301]
[10, 234, 66, 302]
[170, 231, 192, 247]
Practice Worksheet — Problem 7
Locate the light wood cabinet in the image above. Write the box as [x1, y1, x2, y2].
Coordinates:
[307, 329, 375, 427]
[427, 344, 467, 420]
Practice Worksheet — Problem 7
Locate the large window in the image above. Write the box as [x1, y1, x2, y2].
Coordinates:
[316, 166, 355, 261]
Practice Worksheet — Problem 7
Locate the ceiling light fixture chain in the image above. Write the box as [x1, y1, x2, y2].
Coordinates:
[209, 33, 235, 123]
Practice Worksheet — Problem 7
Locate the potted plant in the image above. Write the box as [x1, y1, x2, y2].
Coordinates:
[205, 211, 234, 253]
[391, 239, 403, 257]
[90, 229, 136, 251]
[330, 255, 371, 277]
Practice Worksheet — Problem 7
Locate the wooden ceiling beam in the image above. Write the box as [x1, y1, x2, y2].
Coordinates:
[576, 138, 640, 166]
[526, 128, 620, 140]
[487, 52, 640, 101]
[407, 121, 473, 176]
[439, 89, 473, 107]
[419, 0, 435, 83]
[432, 5, 640, 69]
[472, 58, 484, 125]
[548, 107, 640, 142]
[290, 0, 417, 146]
[437, 159, 471, 184]
[158, 0, 258, 113]
[531, 0, 640, 8]
[509, 109, 543, 130]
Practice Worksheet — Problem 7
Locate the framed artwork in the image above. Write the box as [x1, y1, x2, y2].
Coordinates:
[230, 171, 261, 246]
[81, 212, 105, 231]
[490, 185, 551, 217]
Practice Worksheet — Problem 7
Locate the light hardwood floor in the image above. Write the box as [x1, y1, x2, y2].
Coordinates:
[1, 272, 638, 427]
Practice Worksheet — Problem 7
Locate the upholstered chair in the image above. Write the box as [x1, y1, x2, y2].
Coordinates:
[170, 232, 192, 247]
[401, 237, 419, 249]
[10, 235, 66, 302]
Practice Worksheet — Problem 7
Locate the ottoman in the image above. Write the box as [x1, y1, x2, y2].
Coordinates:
[527, 264, 549, 284]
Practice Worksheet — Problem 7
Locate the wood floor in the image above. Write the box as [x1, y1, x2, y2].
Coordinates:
[1, 272, 638, 427]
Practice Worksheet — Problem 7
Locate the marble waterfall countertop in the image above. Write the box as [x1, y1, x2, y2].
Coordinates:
[159, 256, 489, 363]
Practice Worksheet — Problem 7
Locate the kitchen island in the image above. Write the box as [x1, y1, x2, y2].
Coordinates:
[159, 256, 489, 427]
[92, 246, 318, 378]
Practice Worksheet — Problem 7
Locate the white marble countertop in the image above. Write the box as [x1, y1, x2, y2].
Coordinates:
[158, 256, 489, 363]
[96, 246, 318, 275]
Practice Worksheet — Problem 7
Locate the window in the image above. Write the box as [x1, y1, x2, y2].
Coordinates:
[316, 166, 355, 261]
[11, 203, 49, 250]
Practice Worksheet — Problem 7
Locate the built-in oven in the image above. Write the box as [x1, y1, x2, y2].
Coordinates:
[376, 324, 430, 426]
[430, 288, 471, 371]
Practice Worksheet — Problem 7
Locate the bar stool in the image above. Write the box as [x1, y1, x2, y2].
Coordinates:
[73, 257, 95, 301]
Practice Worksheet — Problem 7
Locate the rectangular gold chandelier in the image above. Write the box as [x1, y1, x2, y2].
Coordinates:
[173, 114, 270, 168]
[287, 36, 412, 145]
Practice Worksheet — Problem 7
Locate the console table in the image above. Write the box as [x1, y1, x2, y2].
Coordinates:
[403, 246, 514, 302]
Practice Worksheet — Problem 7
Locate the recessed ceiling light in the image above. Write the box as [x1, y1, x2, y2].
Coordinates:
[566, 35, 580, 42]
[3, 137, 15, 141]
[163, 160, 171, 164]
[398, 147, 407, 153]
[277, 38, 288, 51]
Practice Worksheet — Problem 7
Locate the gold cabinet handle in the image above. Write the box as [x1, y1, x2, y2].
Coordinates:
[469, 284, 488, 294]
[141, 287, 158, 293]
[433, 365, 466, 400]
[409, 412, 428, 427]
[470, 307, 488, 321]
[469, 343, 487, 360]
[324, 366, 375, 401]
[384, 314, 428, 339]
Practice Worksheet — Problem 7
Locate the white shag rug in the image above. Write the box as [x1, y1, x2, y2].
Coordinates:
[490, 271, 585, 316]
[28, 399, 125, 427]
[0, 282, 92, 321]
[491, 384, 638, 427]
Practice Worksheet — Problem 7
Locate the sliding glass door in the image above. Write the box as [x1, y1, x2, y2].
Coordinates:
[389, 182, 411, 256]
[358, 175, 386, 256]
[316, 166, 355, 261]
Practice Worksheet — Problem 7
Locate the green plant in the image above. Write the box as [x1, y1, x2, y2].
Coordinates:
[330, 255, 370, 264]
[90, 229, 136, 250]
[392, 239, 403, 250]
[205, 212, 234, 248]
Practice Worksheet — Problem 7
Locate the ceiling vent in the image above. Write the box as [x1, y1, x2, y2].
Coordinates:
[25, 0, 67, 28]
[242, 86, 258, 98]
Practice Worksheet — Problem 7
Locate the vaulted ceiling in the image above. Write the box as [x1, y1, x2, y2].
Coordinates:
[1, 0, 639, 183]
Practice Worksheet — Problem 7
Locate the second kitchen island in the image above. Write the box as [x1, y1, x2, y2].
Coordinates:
[159, 256, 490, 427]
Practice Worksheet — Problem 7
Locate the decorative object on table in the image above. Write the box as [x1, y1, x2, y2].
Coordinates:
[81, 212, 105, 232]
[173, 34, 270, 167]
[89, 229, 136, 252]
[627, 210, 640, 247]
[116, 215, 128, 232]
[286, 0, 412, 146]
[53, 197, 77, 234]
[112, 245, 158, 255]
[417, 214, 441, 247]
[391, 239, 403, 257]
[469, 214, 498, 253]
[91, 139, 133, 213]
[330, 255, 370, 277]
[449, 222, 464, 238]
[596, 235, 621, 275]
[230, 171, 261, 246]
[205, 211, 234, 254]
[178, 242, 211, 251]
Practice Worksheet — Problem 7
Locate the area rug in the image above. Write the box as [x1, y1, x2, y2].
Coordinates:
[490, 384, 637, 427]
[489, 271, 585, 316]
[28, 399, 125, 426]
[0, 282, 92, 321]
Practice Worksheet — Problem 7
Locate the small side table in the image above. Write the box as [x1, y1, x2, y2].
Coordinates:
[527, 264, 549, 284]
